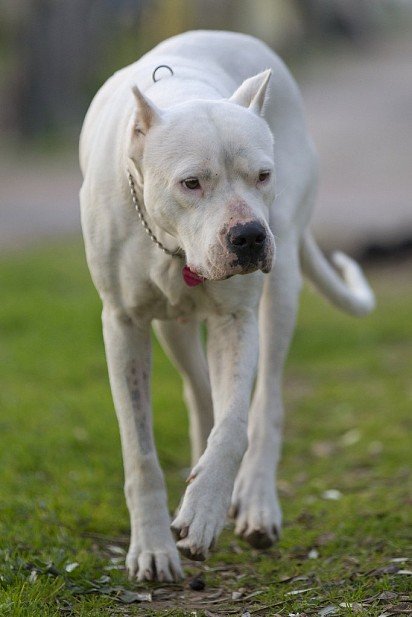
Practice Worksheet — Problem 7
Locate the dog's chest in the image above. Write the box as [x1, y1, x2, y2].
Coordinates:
[130, 283, 225, 322]
[120, 242, 262, 321]
[122, 264, 225, 322]
[155, 280, 230, 321]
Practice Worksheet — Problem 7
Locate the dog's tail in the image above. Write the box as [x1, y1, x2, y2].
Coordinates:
[300, 232, 375, 316]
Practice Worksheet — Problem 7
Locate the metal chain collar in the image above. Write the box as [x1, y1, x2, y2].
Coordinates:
[127, 172, 185, 258]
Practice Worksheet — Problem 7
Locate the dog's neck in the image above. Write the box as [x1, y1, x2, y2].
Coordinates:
[126, 168, 207, 289]
[127, 171, 185, 259]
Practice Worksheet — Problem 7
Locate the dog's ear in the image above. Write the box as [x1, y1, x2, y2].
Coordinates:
[229, 69, 271, 115]
[131, 85, 162, 134]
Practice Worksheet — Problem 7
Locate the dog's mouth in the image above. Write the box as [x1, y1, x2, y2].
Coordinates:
[182, 264, 255, 287]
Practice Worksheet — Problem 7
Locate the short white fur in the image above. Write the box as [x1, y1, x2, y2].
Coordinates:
[79, 30, 375, 582]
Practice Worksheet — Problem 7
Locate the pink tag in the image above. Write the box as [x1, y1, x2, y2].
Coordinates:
[182, 265, 204, 287]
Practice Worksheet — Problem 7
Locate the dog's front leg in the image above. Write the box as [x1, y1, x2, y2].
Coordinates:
[231, 239, 302, 549]
[102, 305, 182, 582]
[171, 310, 258, 560]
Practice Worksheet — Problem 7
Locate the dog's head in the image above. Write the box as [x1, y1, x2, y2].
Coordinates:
[128, 70, 276, 281]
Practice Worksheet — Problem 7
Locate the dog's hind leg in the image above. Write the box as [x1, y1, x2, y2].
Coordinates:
[153, 319, 214, 466]
[231, 236, 302, 548]
[102, 305, 183, 582]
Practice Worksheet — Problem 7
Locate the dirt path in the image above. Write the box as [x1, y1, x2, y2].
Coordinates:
[300, 32, 412, 253]
[0, 151, 82, 250]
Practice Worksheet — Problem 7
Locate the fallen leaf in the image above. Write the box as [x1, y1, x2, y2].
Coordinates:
[374, 591, 400, 602]
[96, 575, 110, 585]
[286, 587, 316, 596]
[110, 556, 124, 564]
[240, 589, 265, 601]
[319, 607, 338, 616]
[364, 564, 400, 577]
[312, 441, 335, 458]
[368, 441, 383, 455]
[29, 570, 37, 583]
[339, 602, 363, 612]
[278, 479, 295, 497]
[384, 604, 412, 614]
[296, 511, 315, 527]
[322, 489, 342, 501]
[197, 589, 224, 604]
[342, 555, 360, 566]
[308, 548, 319, 559]
[104, 564, 124, 571]
[229, 541, 244, 555]
[316, 532, 336, 546]
[65, 562, 79, 573]
[106, 545, 126, 556]
[117, 590, 152, 604]
[341, 428, 361, 446]
[72, 427, 89, 442]
[203, 564, 237, 573]
[279, 574, 311, 584]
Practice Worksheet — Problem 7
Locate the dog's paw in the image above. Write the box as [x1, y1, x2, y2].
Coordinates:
[230, 472, 282, 549]
[126, 543, 183, 582]
[171, 475, 228, 560]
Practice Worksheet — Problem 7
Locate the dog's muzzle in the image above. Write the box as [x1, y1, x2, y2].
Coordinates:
[185, 220, 274, 283]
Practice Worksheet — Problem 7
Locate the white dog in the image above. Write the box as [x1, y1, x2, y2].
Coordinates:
[79, 30, 374, 582]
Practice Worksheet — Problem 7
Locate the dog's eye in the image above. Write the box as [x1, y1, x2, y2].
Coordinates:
[258, 170, 271, 183]
[183, 178, 200, 190]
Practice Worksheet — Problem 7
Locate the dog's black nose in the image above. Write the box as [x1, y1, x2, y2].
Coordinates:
[228, 222, 266, 255]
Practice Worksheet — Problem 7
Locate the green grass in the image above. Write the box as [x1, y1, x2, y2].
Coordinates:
[0, 240, 411, 616]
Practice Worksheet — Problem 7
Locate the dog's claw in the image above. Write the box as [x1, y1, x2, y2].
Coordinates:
[127, 546, 184, 583]
[180, 525, 189, 539]
[143, 568, 152, 581]
[244, 528, 277, 550]
[171, 522, 189, 540]
[176, 540, 207, 561]
[170, 523, 181, 541]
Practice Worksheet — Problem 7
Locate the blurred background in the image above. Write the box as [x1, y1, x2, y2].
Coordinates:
[1, 5, 411, 611]
[0, 0, 411, 258]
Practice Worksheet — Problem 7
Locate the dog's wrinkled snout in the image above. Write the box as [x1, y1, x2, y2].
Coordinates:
[228, 221, 267, 257]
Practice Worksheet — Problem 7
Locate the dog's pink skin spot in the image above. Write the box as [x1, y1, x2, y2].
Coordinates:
[226, 197, 254, 220]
